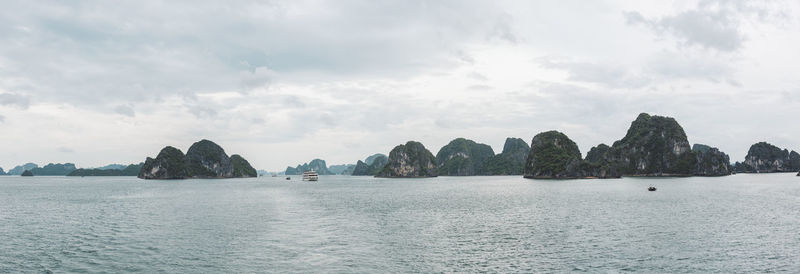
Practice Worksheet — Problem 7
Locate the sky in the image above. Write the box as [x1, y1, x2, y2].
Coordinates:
[1, 0, 799, 171]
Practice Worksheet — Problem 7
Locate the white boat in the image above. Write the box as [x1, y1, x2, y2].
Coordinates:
[302, 171, 319, 181]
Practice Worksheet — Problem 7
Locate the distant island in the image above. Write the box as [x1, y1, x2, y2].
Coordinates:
[5, 163, 39, 175]
[68, 163, 143, 176]
[352, 154, 388, 176]
[285, 159, 335, 175]
[138, 139, 257, 179]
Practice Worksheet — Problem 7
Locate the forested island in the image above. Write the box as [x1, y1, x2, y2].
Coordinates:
[138, 139, 257, 179]
[67, 163, 143, 176]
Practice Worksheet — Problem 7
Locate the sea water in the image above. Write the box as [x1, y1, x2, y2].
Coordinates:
[1, 174, 798, 272]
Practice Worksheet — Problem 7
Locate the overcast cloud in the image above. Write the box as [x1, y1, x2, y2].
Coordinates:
[1, 0, 799, 170]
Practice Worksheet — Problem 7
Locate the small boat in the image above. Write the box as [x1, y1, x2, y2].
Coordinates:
[648, 186, 657, 191]
[302, 171, 319, 181]
[285, 177, 290, 180]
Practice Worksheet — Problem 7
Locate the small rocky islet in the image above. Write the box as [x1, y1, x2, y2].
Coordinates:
[138, 139, 257, 179]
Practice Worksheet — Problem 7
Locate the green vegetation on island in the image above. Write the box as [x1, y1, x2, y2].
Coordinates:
[138, 139, 257, 179]
[486, 138, 529, 175]
[376, 141, 438, 178]
[230, 154, 257, 177]
[603, 113, 696, 176]
[692, 144, 732, 176]
[435, 138, 495, 176]
[68, 163, 144, 176]
[523, 131, 587, 179]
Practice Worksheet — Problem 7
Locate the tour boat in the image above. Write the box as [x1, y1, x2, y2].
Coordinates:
[302, 171, 319, 181]
[648, 186, 657, 191]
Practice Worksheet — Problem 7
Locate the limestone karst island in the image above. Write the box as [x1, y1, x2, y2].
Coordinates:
[137, 139, 257, 179]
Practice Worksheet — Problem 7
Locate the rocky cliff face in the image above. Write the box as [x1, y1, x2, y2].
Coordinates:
[523, 131, 586, 179]
[602, 113, 695, 176]
[0, 168, 4, 175]
[352, 154, 388, 176]
[21, 170, 33, 176]
[184, 140, 234, 178]
[739, 142, 800, 173]
[691, 144, 731, 176]
[583, 144, 623, 178]
[139, 146, 189, 179]
[487, 138, 530, 175]
[285, 159, 334, 175]
[138, 140, 256, 179]
[376, 141, 437, 178]
[435, 138, 495, 176]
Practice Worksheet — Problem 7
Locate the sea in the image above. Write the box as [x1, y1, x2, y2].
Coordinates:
[1, 174, 798, 273]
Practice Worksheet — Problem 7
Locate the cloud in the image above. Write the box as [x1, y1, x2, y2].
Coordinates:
[0, 114, 5, 123]
[624, 9, 744, 52]
[57, 147, 74, 153]
[0, 92, 31, 109]
[623, 1, 788, 52]
[536, 56, 651, 89]
[114, 105, 135, 117]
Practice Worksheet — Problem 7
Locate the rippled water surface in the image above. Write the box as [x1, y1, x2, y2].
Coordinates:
[1, 174, 799, 272]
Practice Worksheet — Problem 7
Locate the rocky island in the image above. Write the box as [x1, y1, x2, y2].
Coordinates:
[691, 144, 732, 176]
[523, 131, 587, 179]
[486, 138, 530, 175]
[523, 113, 733, 179]
[376, 141, 438, 178]
[352, 154, 388, 176]
[435, 138, 495, 176]
[138, 139, 257, 179]
[734, 142, 800, 173]
[6, 163, 38, 175]
[21, 170, 33, 176]
[69, 163, 143, 176]
[285, 159, 334, 175]
[30, 163, 77, 176]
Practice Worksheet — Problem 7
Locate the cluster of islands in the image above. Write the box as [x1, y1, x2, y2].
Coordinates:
[2, 113, 799, 180]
